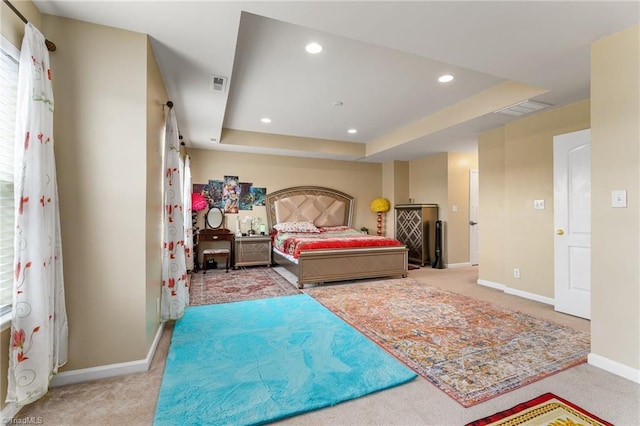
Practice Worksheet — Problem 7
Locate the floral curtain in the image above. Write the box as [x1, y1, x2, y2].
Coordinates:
[183, 155, 194, 271]
[7, 23, 68, 406]
[160, 108, 188, 320]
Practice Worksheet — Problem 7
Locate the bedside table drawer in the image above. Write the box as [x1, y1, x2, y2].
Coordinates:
[235, 237, 271, 267]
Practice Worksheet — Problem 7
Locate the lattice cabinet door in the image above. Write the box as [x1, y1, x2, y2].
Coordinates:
[394, 204, 438, 266]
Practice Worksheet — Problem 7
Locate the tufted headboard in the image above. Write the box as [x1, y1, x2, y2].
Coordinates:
[265, 186, 354, 230]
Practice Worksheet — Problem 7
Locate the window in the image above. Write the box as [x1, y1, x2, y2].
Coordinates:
[0, 36, 19, 316]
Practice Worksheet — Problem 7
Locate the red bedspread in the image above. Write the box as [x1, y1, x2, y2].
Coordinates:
[273, 226, 403, 259]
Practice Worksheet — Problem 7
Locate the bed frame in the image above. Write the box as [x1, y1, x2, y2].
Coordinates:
[266, 186, 408, 288]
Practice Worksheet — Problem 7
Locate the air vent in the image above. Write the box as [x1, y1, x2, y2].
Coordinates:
[210, 75, 227, 92]
[494, 100, 552, 117]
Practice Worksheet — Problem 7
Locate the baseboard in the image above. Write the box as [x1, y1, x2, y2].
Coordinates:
[504, 287, 554, 305]
[477, 279, 554, 306]
[477, 279, 506, 291]
[50, 322, 164, 387]
[445, 262, 472, 269]
[1, 402, 20, 423]
[588, 353, 640, 384]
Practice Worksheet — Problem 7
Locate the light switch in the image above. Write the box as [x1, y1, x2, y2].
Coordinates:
[534, 199, 545, 210]
[451, 205, 458, 212]
[612, 190, 627, 208]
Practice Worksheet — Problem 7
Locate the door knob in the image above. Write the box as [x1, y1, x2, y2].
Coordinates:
[469, 221, 478, 226]
[557, 229, 564, 235]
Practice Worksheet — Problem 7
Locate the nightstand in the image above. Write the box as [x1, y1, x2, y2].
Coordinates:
[234, 235, 272, 267]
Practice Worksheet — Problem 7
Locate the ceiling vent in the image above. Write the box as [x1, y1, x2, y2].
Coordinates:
[494, 100, 552, 117]
[210, 75, 228, 92]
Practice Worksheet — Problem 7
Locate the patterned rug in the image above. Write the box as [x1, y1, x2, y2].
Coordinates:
[466, 392, 612, 425]
[189, 267, 300, 305]
[305, 278, 591, 407]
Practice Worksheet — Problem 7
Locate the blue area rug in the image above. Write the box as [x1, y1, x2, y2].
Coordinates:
[154, 294, 416, 425]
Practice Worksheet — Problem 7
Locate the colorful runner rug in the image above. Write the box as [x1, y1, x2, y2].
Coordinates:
[154, 294, 416, 425]
[466, 392, 612, 425]
[305, 278, 590, 407]
[189, 266, 299, 305]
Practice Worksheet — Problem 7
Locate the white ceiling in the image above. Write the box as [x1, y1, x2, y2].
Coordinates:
[34, 1, 639, 163]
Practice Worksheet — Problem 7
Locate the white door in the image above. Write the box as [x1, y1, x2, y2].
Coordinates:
[553, 129, 591, 319]
[469, 169, 479, 265]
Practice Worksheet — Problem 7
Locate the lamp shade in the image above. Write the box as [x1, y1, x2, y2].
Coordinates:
[370, 198, 390, 213]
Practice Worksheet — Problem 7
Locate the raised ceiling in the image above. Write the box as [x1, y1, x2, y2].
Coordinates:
[34, 1, 639, 162]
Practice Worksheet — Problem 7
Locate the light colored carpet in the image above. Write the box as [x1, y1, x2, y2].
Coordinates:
[13, 266, 640, 425]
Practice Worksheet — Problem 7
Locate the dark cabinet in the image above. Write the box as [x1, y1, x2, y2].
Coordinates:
[394, 204, 438, 266]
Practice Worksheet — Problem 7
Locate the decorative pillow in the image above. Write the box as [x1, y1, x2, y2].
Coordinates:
[273, 221, 321, 233]
[318, 225, 351, 233]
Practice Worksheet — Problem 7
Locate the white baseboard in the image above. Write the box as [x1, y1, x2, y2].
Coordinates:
[445, 262, 472, 269]
[50, 322, 164, 387]
[477, 279, 554, 306]
[504, 287, 554, 305]
[588, 353, 640, 384]
[477, 279, 506, 291]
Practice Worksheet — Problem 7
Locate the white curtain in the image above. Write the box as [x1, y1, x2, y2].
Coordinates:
[183, 155, 194, 271]
[161, 108, 188, 320]
[7, 23, 68, 405]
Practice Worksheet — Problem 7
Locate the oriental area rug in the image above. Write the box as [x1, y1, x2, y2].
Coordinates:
[466, 392, 612, 425]
[305, 278, 591, 407]
[189, 266, 299, 305]
[154, 294, 417, 425]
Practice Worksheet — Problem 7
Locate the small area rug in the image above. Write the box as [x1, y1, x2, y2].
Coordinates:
[189, 266, 299, 305]
[305, 278, 590, 407]
[154, 294, 417, 425]
[466, 392, 612, 425]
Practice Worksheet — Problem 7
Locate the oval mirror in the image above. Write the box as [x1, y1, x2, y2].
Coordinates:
[206, 206, 224, 229]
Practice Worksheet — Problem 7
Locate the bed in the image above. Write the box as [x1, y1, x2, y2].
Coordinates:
[266, 186, 408, 288]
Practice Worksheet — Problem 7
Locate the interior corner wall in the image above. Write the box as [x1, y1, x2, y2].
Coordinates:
[591, 24, 640, 372]
[478, 101, 590, 298]
[406, 152, 478, 266]
[145, 37, 166, 347]
[0, 0, 41, 411]
[478, 128, 506, 284]
[382, 160, 409, 237]
[447, 152, 478, 264]
[42, 15, 150, 370]
[188, 148, 382, 235]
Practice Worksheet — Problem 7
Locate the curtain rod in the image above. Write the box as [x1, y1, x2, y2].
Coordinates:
[2, 0, 56, 52]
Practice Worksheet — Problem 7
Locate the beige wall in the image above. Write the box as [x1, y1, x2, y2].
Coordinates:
[591, 25, 640, 371]
[382, 160, 410, 237]
[41, 15, 163, 369]
[145, 38, 166, 347]
[478, 127, 506, 283]
[478, 101, 590, 297]
[409, 152, 478, 264]
[447, 153, 479, 264]
[188, 148, 382, 246]
[0, 0, 42, 410]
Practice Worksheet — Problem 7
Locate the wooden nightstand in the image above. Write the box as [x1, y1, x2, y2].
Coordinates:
[234, 235, 272, 268]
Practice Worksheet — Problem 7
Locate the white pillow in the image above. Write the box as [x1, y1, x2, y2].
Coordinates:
[273, 221, 321, 233]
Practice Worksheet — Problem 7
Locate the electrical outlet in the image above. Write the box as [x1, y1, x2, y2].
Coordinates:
[513, 268, 520, 278]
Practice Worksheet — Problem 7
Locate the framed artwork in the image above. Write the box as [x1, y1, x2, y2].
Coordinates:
[223, 175, 239, 213]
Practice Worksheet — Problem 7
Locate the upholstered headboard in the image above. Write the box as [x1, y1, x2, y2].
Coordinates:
[265, 186, 354, 229]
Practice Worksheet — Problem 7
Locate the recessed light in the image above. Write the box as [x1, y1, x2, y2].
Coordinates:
[438, 74, 454, 83]
[260, 118, 271, 123]
[347, 129, 357, 134]
[305, 42, 323, 54]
